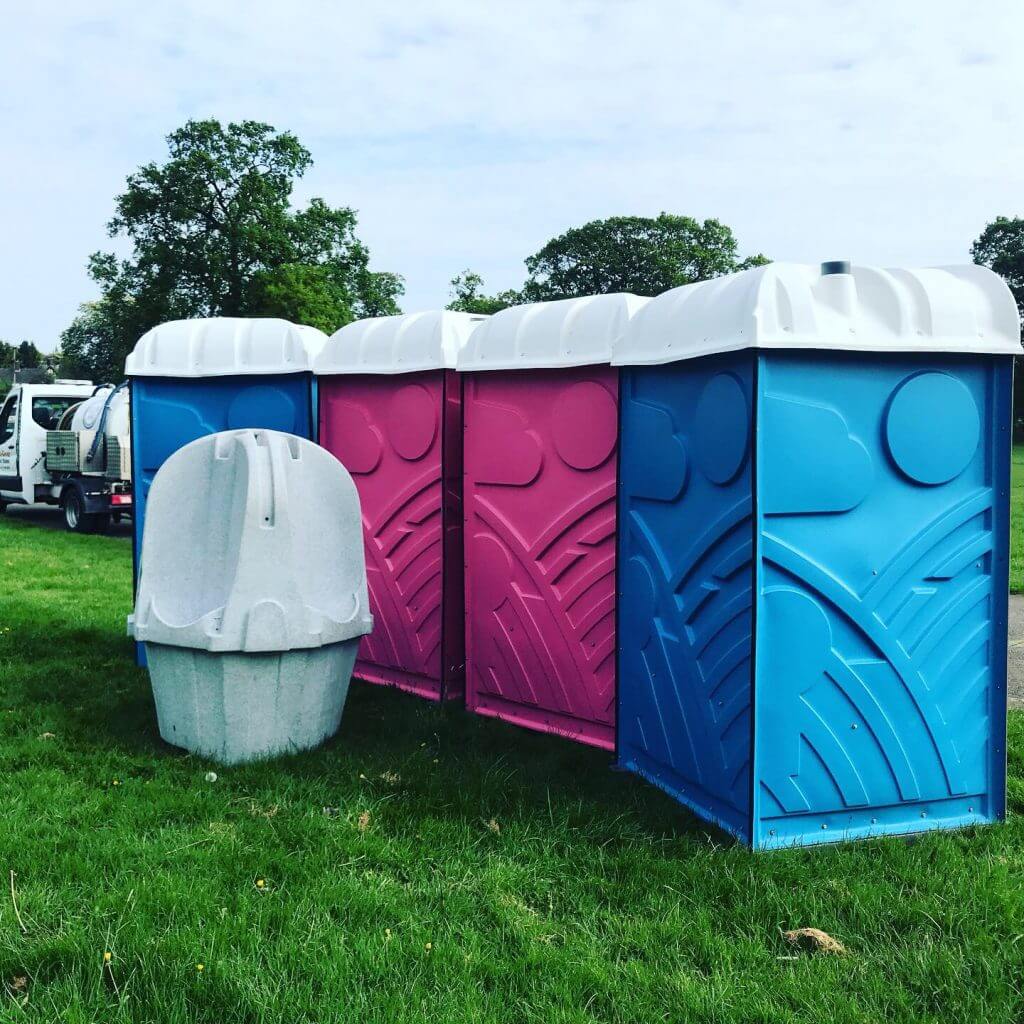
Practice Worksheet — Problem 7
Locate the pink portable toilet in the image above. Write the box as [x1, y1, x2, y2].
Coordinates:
[314, 312, 484, 701]
[459, 294, 648, 749]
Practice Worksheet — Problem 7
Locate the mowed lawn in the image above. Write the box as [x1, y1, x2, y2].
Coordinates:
[0, 504, 1022, 1024]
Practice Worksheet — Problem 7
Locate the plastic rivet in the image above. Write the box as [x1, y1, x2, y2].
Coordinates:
[851, 723, 858, 730]
[768, 829, 776, 836]
[920, 811, 927, 818]
[821, 823, 828, 830]
[871, 817, 878, 824]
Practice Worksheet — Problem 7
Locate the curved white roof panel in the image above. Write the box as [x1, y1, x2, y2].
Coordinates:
[458, 293, 649, 371]
[126, 317, 327, 378]
[314, 310, 485, 375]
[612, 262, 1022, 366]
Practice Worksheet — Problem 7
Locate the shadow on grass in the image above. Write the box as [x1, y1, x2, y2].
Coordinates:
[11, 626, 723, 847]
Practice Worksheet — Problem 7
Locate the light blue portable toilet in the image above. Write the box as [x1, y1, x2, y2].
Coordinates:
[613, 261, 1020, 848]
[125, 318, 326, 663]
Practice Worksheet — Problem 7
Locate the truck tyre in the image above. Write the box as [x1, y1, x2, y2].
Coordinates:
[61, 486, 108, 534]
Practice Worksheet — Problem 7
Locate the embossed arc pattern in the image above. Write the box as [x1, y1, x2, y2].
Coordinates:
[319, 372, 454, 701]
[755, 352, 1011, 848]
[463, 367, 620, 749]
[617, 353, 756, 841]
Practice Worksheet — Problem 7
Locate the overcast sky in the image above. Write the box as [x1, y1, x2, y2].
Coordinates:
[1, 1, 1022, 352]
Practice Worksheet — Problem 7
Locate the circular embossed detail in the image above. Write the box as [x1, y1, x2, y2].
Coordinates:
[694, 374, 749, 485]
[886, 373, 979, 485]
[552, 381, 617, 470]
[389, 385, 437, 461]
[323, 399, 383, 474]
[226, 386, 297, 433]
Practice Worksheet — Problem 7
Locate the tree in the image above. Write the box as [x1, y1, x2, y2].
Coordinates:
[521, 214, 768, 301]
[972, 217, 1024, 439]
[972, 217, 1024, 313]
[446, 270, 520, 315]
[65, 119, 403, 375]
[449, 214, 768, 316]
[59, 300, 124, 382]
[16, 340, 40, 369]
[248, 264, 354, 335]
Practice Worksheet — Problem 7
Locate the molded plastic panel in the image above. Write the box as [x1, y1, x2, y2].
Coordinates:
[315, 311, 483, 375]
[617, 353, 756, 840]
[459, 294, 647, 371]
[463, 366, 619, 748]
[754, 352, 1011, 848]
[612, 263, 1021, 367]
[127, 317, 325, 377]
[318, 370, 463, 700]
[130, 374, 314, 663]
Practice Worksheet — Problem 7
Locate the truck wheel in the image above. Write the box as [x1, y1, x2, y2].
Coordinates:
[62, 488, 88, 532]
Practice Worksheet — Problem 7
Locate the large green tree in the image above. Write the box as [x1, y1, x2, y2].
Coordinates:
[63, 119, 402, 379]
[972, 216, 1024, 439]
[521, 214, 768, 300]
[448, 214, 767, 314]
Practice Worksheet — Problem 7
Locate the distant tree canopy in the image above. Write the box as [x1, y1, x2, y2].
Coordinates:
[972, 216, 1024, 438]
[972, 217, 1024, 316]
[446, 271, 522, 315]
[61, 119, 403, 381]
[448, 213, 768, 313]
[0, 339, 42, 370]
[522, 215, 769, 300]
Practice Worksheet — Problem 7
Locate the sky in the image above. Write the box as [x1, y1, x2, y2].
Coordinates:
[1, 1, 1022, 352]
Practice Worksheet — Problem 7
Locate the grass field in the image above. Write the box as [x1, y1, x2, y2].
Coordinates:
[0, 510, 1022, 1023]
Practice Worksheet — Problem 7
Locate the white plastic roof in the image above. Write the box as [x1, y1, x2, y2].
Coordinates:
[612, 263, 1022, 366]
[314, 310, 485, 375]
[457, 293, 649, 371]
[125, 317, 327, 378]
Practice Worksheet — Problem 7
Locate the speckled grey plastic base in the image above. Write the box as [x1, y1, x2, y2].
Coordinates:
[145, 639, 359, 765]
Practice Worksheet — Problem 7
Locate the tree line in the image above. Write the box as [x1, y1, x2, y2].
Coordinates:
[9, 118, 1020, 426]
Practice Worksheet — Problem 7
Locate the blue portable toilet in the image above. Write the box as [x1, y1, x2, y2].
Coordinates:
[125, 318, 326, 663]
[613, 261, 1020, 848]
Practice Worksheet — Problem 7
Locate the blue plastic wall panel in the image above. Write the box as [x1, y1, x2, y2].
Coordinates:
[754, 352, 1011, 849]
[617, 352, 756, 842]
[130, 374, 314, 663]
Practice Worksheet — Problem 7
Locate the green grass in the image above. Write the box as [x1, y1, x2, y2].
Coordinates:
[1011, 445, 1023, 593]
[0, 514, 1023, 1023]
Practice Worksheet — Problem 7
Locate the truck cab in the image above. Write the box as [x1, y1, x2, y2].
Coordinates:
[0, 381, 133, 532]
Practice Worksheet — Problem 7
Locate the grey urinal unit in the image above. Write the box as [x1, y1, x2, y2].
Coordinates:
[130, 429, 373, 764]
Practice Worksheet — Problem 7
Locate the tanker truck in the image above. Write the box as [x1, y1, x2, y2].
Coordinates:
[0, 380, 132, 533]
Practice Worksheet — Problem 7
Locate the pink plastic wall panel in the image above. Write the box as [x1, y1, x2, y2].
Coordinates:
[463, 366, 619, 749]
[319, 371, 463, 701]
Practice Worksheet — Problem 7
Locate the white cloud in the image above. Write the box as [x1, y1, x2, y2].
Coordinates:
[1, 0, 1022, 351]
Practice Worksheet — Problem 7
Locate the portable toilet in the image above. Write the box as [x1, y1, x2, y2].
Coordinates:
[459, 294, 648, 749]
[613, 261, 1020, 847]
[126, 318, 325, 662]
[314, 311, 483, 701]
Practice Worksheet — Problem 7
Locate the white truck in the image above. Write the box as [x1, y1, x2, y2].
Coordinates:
[0, 381, 133, 533]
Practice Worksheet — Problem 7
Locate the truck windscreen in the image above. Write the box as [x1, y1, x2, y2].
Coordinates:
[32, 396, 79, 430]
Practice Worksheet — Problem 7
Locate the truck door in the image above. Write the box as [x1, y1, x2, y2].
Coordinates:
[0, 392, 19, 491]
